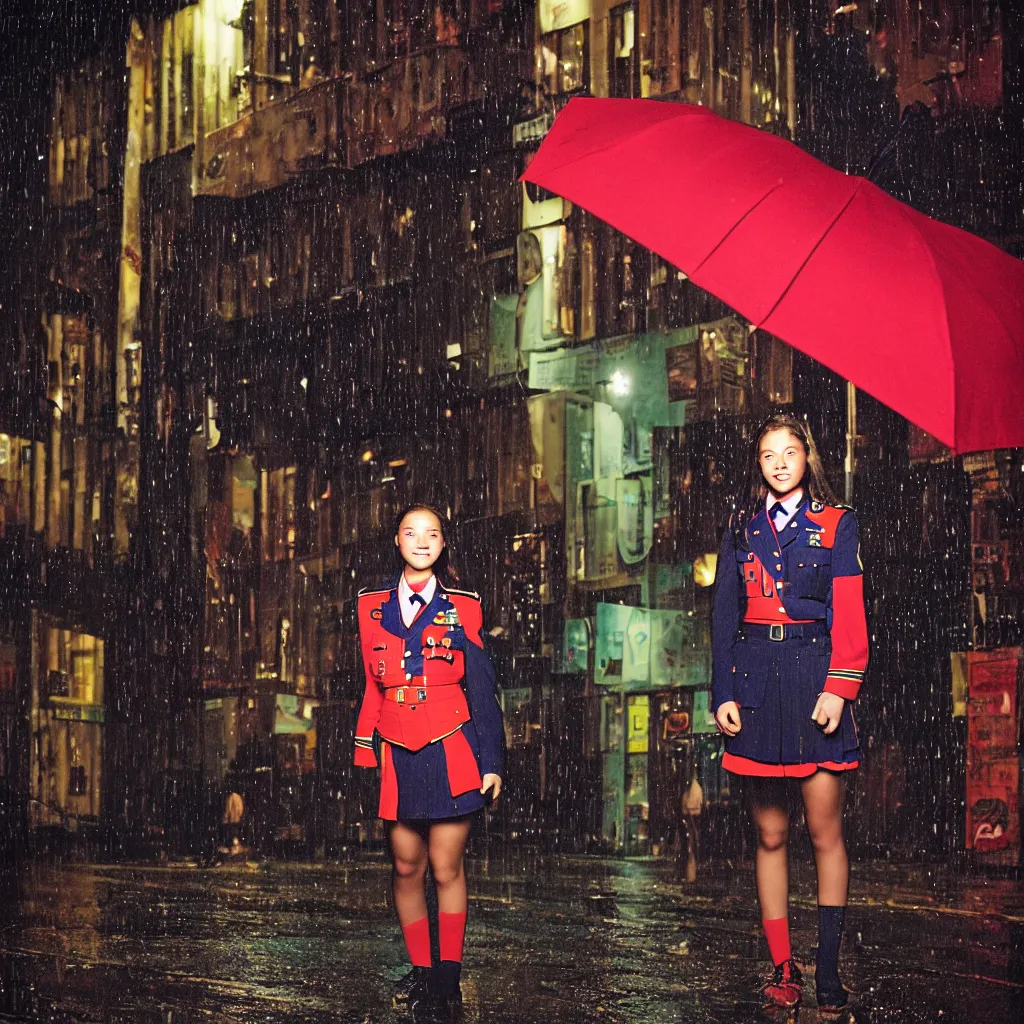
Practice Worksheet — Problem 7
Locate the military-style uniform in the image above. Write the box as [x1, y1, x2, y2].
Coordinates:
[711, 498, 869, 776]
[353, 577, 504, 819]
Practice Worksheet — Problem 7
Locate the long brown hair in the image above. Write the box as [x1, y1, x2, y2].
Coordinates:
[393, 502, 461, 585]
[734, 414, 839, 536]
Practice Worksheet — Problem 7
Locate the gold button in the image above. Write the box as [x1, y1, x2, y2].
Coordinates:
[776, 564, 782, 571]
[406, 673, 412, 680]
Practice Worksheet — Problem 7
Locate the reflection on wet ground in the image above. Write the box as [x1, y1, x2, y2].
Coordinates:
[0, 854, 1020, 1022]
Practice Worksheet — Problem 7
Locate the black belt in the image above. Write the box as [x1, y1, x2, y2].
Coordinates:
[741, 621, 828, 642]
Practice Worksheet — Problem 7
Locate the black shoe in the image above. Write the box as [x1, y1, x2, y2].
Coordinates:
[412, 988, 462, 1023]
[393, 966, 431, 1008]
[816, 981, 849, 1012]
[761, 958, 803, 1008]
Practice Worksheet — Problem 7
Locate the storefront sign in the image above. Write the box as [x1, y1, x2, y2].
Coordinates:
[627, 695, 649, 753]
[51, 703, 105, 724]
[513, 111, 555, 147]
[616, 475, 653, 565]
[489, 294, 519, 377]
[555, 618, 590, 674]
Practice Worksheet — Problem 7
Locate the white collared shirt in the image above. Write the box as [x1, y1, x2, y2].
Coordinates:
[398, 572, 437, 627]
[766, 489, 804, 531]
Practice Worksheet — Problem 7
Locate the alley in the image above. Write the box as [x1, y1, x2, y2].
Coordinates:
[0, 854, 1020, 1024]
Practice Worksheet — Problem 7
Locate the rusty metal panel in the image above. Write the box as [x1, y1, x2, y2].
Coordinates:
[198, 80, 343, 198]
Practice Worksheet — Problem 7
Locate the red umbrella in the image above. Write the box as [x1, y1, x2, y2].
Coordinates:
[521, 97, 1024, 454]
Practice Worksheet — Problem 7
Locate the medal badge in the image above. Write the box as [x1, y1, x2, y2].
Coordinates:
[808, 531, 822, 547]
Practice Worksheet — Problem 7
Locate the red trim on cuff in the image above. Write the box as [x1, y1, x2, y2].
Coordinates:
[354, 745, 378, 768]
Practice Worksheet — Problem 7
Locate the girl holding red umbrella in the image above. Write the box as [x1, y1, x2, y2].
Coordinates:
[353, 504, 504, 1016]
[712, 414, 868, 1012]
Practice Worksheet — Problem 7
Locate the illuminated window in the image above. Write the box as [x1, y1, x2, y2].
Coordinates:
[539, 23, 589, 96]
[46, 626, 104, 707]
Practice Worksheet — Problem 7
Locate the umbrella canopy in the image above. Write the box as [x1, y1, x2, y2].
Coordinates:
[521, 97, 1024, 454]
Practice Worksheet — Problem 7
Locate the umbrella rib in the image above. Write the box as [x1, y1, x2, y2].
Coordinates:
[691, 182, 784, 279]
[756, 177, 865, 327]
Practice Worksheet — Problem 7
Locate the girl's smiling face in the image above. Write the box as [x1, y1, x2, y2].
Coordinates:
[395, 508, 445, 573]
[758, 428, 807, 499]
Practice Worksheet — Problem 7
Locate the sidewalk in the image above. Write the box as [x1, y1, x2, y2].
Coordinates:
[0, 855, 1019, 1023]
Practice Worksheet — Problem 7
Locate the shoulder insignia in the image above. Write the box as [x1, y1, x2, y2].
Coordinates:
[444, 587, 481, 601]
[810, 500, 824, 512]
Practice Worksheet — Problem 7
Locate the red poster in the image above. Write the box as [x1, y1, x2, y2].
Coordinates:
[966, 649, 1021, 859]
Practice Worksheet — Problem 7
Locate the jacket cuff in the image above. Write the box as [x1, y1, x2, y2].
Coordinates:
[354, 738, 378, 768]
[823, 673, 862, 700]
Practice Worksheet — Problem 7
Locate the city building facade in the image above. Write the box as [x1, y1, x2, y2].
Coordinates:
[1, 0, 1019, 863]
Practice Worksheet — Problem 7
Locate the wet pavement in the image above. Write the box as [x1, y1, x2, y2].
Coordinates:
[0, 852, 1021, 1024]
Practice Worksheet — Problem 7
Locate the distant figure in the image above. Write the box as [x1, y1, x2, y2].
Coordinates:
[353, 504, 504, 1018]
[678, 768, 703, 883]
[222, 790, 244, 853]
[712, 414, 868, 1013]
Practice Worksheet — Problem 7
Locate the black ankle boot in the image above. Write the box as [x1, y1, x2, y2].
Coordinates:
[393, 965, 431, 1008]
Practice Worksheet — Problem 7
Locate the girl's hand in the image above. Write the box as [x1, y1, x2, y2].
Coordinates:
[715, 701, 742, 736]
[811, 692, 845, 735]
[481, 774, 502, 804]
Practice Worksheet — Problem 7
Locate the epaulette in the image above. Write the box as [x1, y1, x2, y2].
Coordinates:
[357, 585, 391, 599]
[444, 587, 481, 601]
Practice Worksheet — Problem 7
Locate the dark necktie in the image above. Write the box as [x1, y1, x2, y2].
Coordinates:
[769, 502, 787, 524]
[409, 592, 426, 621]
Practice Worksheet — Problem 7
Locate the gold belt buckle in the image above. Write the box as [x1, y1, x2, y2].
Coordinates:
[395, 688, 406, 703]
[769, 624, 785, 641]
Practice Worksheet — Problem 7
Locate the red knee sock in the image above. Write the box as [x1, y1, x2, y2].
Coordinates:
[762, 916, 792, 966]
[401, 916, 432, 968]
[438, 910, 467, 963]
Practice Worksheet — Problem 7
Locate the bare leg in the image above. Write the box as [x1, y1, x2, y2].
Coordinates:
[390, 820, 429, 925]
[800, 770, 848, 906]
[749, 779, 790, 920]
[427, 817, 472, 917]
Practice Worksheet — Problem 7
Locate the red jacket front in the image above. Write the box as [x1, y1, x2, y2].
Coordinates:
[354, 583, 486, 766]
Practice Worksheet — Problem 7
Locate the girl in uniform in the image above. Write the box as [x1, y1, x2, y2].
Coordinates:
[712, 414, 868, 1012]
[353, 504, 504, 1015]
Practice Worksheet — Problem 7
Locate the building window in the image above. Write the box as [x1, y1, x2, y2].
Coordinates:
[644, 0, 684, 96]
[539, 22, 589, 96]
[608, 3, 639, 98]
[269, 0, 300, 86]
[152, 6, 197, 155]
[45, 627, 104, 707]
